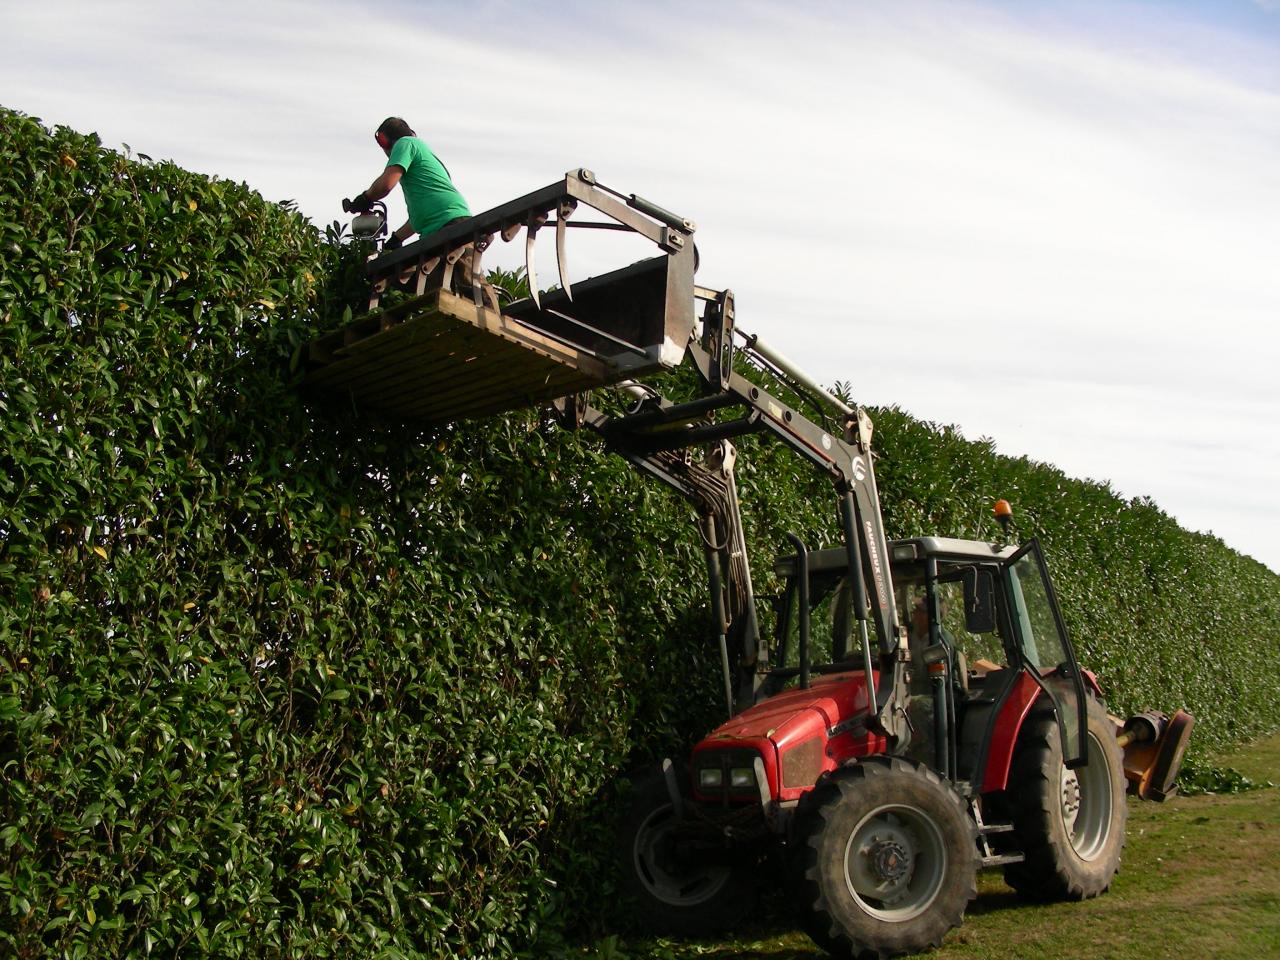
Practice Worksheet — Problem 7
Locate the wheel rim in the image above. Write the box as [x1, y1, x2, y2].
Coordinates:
[633, 803, 732, 907]
[1060, 729, 1114, 860]
[843, 803, 947, 921]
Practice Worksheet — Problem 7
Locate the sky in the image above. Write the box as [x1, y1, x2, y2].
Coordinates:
[2, 0, 1278, 572]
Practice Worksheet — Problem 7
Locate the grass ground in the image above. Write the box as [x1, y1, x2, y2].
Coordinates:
[597, 734, 1280, 960]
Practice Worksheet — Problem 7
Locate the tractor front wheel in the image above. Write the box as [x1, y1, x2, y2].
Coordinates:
[618, 767, 756, 936]
[794, 757, 978, 959]
[1003, 695, 1127, 900]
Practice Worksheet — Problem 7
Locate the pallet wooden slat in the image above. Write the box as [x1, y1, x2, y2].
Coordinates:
[340, 339, 594, 417]
[304, 290, 617, 425]
[310, 302, 596, 400]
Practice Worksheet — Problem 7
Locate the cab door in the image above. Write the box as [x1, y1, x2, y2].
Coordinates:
[1003, 540, 1089, 768]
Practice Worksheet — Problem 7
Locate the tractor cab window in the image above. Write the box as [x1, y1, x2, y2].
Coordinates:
[893, 571, 1007, 689]
[1007, 552, 1070, 672]
[778, 569, 855, 669]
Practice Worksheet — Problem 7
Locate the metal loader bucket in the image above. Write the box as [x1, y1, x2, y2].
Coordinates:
[304, 170, 697, 426]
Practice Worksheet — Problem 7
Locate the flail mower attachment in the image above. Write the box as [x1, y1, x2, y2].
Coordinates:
[1116, 708, 1196, 801]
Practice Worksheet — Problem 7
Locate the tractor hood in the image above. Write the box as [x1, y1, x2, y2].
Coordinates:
[703, 670, 877, 751]
[693, 671, 884, 801]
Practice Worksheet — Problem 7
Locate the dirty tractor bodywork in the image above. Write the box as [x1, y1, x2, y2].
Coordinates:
[313, 172, 1193, 960]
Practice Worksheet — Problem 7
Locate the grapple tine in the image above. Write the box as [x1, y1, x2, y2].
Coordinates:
[552, 202, 573, 304]
[441, 250, 457, 296]
[414, 256, 440, 297]
[469, 238, 485, 309]
[525, 218, 541, 310]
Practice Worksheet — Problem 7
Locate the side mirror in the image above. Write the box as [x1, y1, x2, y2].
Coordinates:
[963, 567, 996, 634]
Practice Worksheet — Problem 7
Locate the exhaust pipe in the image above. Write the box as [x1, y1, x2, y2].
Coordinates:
[661, 757, 684, 818]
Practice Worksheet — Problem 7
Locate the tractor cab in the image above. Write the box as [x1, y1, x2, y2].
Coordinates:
[763, 535, 1090, 792]
[760, 533, 1189, 801]
[885, 536, 1090, 785]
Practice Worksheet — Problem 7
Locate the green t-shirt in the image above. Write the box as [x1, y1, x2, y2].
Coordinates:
[386, 137, 471, 237]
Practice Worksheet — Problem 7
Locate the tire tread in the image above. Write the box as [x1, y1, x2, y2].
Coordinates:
[1002, 700, 1127, 901]
[793, 757, 977, 959]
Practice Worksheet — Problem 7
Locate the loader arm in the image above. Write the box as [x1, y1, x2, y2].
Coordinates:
[561, 289, 910, 744]
[311, 170, 909, 744]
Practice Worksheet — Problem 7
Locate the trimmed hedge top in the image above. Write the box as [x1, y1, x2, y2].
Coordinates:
[2, 107, 1278, 958]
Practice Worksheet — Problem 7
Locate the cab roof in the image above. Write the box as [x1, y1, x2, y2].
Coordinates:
[773, 537, 1018, 577]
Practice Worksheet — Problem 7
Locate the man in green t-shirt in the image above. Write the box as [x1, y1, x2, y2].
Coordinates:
[345, 117, 471, 251]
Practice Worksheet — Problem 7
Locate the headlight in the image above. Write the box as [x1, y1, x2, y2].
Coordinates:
[695, 749, 764, 798]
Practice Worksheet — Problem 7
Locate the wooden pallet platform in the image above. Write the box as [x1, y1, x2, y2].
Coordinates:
[305, 290, 614, 424]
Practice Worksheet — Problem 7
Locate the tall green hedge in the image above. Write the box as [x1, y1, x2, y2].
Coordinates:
[868, 410, 1280, 745]
[2, 107, 1278, 958]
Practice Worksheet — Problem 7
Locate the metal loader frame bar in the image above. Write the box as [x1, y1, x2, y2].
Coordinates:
[346, 170, 911, 745]
[559, 288, 912, 745]
[365, 167, 694, 321]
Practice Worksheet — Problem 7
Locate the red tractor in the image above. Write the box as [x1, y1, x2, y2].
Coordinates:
[578, 291, 1194, 957]
[620, 525, 1190, 957]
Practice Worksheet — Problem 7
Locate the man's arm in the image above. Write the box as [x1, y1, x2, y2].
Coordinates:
[364, 164, 403, 202]
[345, 165, 405, 215]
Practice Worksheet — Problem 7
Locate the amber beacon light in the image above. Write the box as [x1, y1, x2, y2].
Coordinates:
[994, 499, 1013, 539]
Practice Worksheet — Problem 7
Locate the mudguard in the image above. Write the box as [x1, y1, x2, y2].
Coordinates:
[980, 669, 1106, 793]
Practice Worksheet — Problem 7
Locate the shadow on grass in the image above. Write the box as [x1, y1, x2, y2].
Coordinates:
[616, 891, 825, 959]
[965, 887, 1027, 916]
[604, 884, 1038, 958]
[684, 947, 813, 960]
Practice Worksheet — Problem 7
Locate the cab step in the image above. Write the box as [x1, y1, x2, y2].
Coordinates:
[970, 799, 1023, 867]
[980, 821, 1015, 835]
[981, 852, 1025, 868]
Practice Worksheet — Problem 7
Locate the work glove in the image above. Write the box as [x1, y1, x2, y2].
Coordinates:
[342, 192, 373, 214]
[383, 233, 403, 252]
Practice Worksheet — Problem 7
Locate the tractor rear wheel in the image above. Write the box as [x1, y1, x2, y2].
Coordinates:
[1003, 695, 1126, 900]
[794, 757, 978, 959]
[618, 767, 756, 936]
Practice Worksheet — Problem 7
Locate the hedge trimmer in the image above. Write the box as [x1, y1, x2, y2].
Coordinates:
[341, 196, 389, 248]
